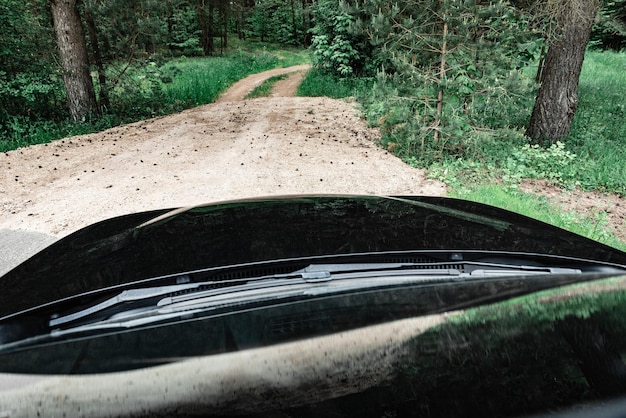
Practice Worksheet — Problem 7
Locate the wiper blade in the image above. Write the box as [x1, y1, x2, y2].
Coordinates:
[48, 270, 334, 329]
[47, 261, 583, 331]
[47, 263, 454, 330]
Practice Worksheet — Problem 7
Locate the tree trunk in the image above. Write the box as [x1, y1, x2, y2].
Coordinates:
[302, 0, 312, 46]
[220, 0, 228, 51]
[526, 0, 600, 144]
[166, 0, 175, 53]
[50, 0, 99, 122]
[197, 0, 211, 55]
[434, 1, 448, 146]
[290, 0, 298, 45]
[208, 1, 215, 54]
[84, 9, 109, 111]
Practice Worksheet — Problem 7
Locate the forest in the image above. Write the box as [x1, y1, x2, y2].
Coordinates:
[1, 1, 626, 212]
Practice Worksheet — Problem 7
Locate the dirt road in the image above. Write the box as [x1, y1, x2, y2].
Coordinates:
[0, 65, 446, 271]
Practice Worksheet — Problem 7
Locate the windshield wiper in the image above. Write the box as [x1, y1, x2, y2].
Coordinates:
[46, 261, 584, 331]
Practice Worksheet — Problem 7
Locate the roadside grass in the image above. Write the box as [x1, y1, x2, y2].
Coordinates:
[416, 50, 626, 249]
[0, 114, 123, 153]
[297, 68, 374, 98]
[161, 51, 280, 108]
[244, 74, 288, 99]
[566, 49, 626, 194]
[453, 185, 626, 252]
[227, 37, 311, 68]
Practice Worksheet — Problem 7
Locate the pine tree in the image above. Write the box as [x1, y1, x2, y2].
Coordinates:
[339, 0, 538, 157]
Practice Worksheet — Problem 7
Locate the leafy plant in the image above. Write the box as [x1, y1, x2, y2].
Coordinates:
[335, 0, 542, 162]
[590, 0, 626, 50]
[309, 0, 372, 76]
[505, 141, 581, 184]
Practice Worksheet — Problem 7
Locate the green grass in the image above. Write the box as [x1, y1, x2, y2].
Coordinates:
[566, 49, 626, 194]
[161, 51, 280, 107]
[244, 74, 288, 99]
[0, 115, 123, 152]
[297, 68, 374, 98]
[226, 37, 311, 67]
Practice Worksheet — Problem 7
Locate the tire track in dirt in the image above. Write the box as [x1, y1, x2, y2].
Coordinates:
[216, 64, 311, 102]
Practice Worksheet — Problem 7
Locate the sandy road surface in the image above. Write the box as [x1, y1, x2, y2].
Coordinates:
[0, 65, 445, 272]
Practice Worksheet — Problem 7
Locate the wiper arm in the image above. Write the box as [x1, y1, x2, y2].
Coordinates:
[48, 261, 582, 330]
[49, 283, 202, 327]
[48, 270, 334, 329]
[47, 263, 449, 329]
[297, 262, 582, 277]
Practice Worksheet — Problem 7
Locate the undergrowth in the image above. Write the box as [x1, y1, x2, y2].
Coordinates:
[297, 68, 373, 98]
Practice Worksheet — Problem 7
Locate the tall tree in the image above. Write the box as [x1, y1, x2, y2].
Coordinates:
[84, 7, 110, 110]
[50, 0, 99, 121]
[197, 0, 212, 55]
[526, 0, 601, 144]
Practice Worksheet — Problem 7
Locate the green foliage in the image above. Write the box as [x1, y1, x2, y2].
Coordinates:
[246, 0, 307, 46]
[83, 0, 172, 59]
[505, 141, 580, 184]
[342, 0, 542, 162]
[427, 138, 588, 192]
[0, 0, 63, 136]
[309, 0, 376, 76]
[0, 0, 54, 75]
[0, 113, 122, 152]
[590, 0, 626, 50]
[164, 0, 203, 55]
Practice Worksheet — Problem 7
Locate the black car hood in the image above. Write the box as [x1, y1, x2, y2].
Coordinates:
[2, 195, 626, 319]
